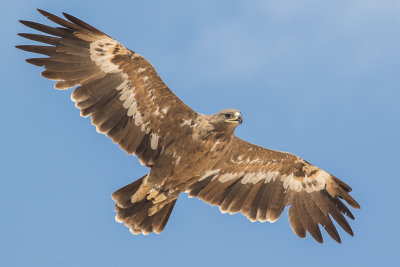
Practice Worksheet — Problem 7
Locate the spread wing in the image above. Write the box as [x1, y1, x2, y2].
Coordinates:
[16, 9, 197, 166]
[186, 137, 360, 243]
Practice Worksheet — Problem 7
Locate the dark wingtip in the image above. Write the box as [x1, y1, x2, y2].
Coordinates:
[19, 20, 30, 26]
[61, 12, 70, 17]
[332, 234, 342, 244]
[61, 12, 77, 23]
[37, 9, 56, 19]
[61, 11, 103, 34]
[347, 227, 354, 237]
[17, 33, 30, 38]
[25, 58, 46, 66]
[36, 8, 48, 16]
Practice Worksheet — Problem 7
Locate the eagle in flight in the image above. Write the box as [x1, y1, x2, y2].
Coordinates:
[17, 9, 360, 243]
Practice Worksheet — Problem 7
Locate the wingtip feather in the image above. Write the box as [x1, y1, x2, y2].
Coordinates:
[37, 8, 50, 17]
[18, 19, 28, 25]
[25, 58, 46, 66]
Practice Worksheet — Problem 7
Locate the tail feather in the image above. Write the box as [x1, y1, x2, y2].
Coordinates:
[112, 175, 177, 235]
[112, 175, 146, 208]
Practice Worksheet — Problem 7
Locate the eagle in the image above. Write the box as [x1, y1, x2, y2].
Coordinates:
[17, 9, 360, 244]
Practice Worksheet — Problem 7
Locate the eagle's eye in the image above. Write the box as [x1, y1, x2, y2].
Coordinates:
[224, 114, 231, 118]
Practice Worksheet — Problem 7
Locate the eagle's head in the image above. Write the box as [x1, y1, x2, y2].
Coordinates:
[218, 109, 243, 125]
[209, 109, 242, 133]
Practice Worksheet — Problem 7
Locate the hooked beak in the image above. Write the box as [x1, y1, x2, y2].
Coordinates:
[227, 112, 243, 124]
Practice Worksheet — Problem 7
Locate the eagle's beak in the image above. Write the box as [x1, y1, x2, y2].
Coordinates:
[236, 113, 243, 124]
[227, 112, 243, 124]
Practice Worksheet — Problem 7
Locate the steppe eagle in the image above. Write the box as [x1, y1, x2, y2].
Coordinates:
[16, 9, 360, 243]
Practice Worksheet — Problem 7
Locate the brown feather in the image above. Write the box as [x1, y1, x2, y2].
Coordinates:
[55, 79, 84, 89]
[18, 33, 59, 45]
[120, 122, 145, 155]
[336, 186, 361, 209]
[226, 183, 253, 214]
[15, 45, 56, 56]
[37, 9, 86, 33]
[72, 73, 119, 104]
[107, 115, 130, 143]
[197, 181, 219, 201]
[91, 95, 125, 126]
[98, 107, 127, 134]
[135, 134, 158, 165]
[112, 175, 145, 208]
[18, 20, 69, 37]
[187, 175, 216, 197]
[333, 197, 355, 220]
[288, 201, 306, 238]
[220, 178, 244, 213]
[80, 85, 120, 117]
[264, 181, 286, 222]
[49, 53, 88, 63]
[211, 179, 241, 207]
[312, 191, 354, 236]
[40, 60, 94, 72]
[75, 76, 122, 111]
[298, 195, 323, 243]
[55, 43, 90, 57]
[304, 194, 341, 243]
[25, 58, 49, 67]
[152, 199, 177, 233]
[59, 36, 90, 49]
[241, 181, 264, 221]
[41, 68, 99, 80]
[256, 181, 274, 221]
[62, 12, 104, 34]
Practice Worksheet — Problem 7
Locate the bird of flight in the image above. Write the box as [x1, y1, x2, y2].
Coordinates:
[17, 9, 360, 243]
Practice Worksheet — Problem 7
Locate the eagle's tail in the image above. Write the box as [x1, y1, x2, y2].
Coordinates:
[111, 175, 177, 235]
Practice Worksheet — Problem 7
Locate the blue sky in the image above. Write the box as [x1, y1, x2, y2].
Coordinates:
[1, 0, 399, 266]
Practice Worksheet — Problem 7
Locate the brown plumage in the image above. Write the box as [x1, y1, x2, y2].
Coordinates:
[17, 9, 360, 243]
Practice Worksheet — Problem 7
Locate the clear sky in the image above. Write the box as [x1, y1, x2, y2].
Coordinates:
[1, 0, 399, 266]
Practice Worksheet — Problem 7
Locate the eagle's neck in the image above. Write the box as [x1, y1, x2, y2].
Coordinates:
[193, 115, 236, 143]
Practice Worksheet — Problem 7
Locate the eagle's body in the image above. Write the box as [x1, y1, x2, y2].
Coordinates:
[17, 10, 360, 243]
